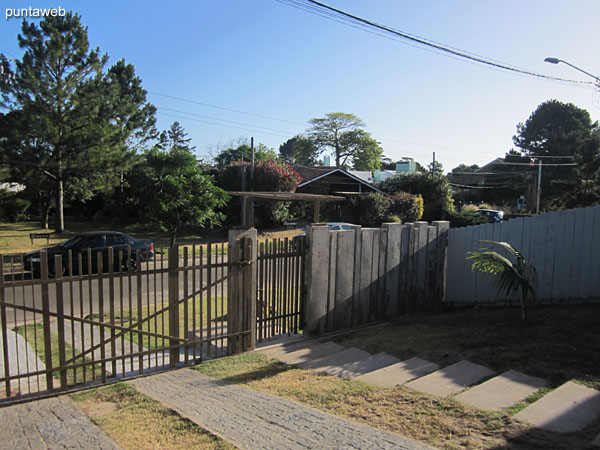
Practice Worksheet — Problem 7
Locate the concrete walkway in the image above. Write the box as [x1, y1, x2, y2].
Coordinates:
[256, 337, 600, 445]
[0, 329, 47, 396]
[0, 395, 119, 449]
[130, 368, 432, 450]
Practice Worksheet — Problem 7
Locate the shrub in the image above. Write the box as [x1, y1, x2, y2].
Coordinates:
[0, 190, 31, 222]
[353, 193, 388, 227]
[445, 209, 489, 228]
[387, 192, 423, 223]
[352, 192, 423, 227]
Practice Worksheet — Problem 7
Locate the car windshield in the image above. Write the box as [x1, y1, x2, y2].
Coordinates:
[59, 236, 83, 249]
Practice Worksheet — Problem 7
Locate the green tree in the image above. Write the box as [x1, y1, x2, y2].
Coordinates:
[428, 160, 444, 175]
[467, 240, 537, 322]
[513, 100, 600, 209]
[279, 135, 319, 165]
[1, 14, 156, 231]
[130, 129, 229, 246]
[343, 130, 382, 171]
[308, 112, 367, 168]
[213, 142, 276, 167]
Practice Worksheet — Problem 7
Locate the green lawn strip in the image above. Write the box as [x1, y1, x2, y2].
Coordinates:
[15, 323, 106, 386]
[90, 296, 227, 351]
[193, 353, 526, 449]
[194, 352, 595, 449]
[330, 304, 600, 391]
[71, 382, 234, 450]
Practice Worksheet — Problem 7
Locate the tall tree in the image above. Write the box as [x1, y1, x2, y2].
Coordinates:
[1, 13, 156, 230]
[213, 142, 276, 167]
[513, 100, 600, 208]
[347, 130, 382, 171]
[307, 112, 366, 167]
[279, 135, 319, 165]
[129, 126, 229, 246]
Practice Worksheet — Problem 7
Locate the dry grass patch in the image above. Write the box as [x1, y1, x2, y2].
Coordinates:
[194, 352, 598, 450]
[71, 382, 235, 450]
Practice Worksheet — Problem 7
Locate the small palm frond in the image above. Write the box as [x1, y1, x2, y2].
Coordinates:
[477, 240, 521, 258]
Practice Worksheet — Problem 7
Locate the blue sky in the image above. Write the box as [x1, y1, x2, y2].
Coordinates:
[2, 0, 599, 172]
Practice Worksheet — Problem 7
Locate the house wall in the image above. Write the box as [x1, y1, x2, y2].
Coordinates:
[445, 204, 600, 304]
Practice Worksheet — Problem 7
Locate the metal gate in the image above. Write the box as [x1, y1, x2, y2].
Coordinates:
[0, 240, 254, 404]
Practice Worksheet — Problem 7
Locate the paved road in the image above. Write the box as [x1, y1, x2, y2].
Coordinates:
[0, 395, 119, 449]
[2, 257, 230, 326]
[131, 368, 433, 450]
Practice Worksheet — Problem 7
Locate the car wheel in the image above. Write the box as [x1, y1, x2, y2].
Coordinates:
[47, 262, 66, 278]
[124, 257, 138, 272]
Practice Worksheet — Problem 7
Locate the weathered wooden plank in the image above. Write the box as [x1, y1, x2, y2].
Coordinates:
[425, 226, 437, 310]
[327, 232, 337, 332]
[474, 223, 493, 303]
[350, 225, 362, 327]
[304, 225, 331, 335]
[445, 227, 462, 303]
[335, 230, 355, 330]
[558, 209, 576, 300]
[358, 228, 374, 325]
[550, 211, 568, 300]
[590, 205, 600, 298]
[398, 224, 411, 312]
[377, 227, 388, 320]
[370, 229, 381, 321]
[539, 212, 556, 301]
[579, 206, 596, 299]
[432, 221, 449, 307]
[414, 222, 428, 312]
[383, 223, 402, 317]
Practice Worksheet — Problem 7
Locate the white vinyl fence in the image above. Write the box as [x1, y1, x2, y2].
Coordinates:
[446, 204, 600, 304]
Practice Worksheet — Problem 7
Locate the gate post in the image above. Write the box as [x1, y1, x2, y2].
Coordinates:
[168, 246, 180, 368]
[228, 228, 257, 354]
[303, 224, 330, 336]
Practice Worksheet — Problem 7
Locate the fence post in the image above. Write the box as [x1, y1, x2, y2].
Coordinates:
[0, 256, 10, 397]
[227, 228, 257, 354]
[433, 221, 450, 307]
[303, 224, 330, 335]
[168, 245, 179, 368]
[54, 255, 68, 390]
[40, 251, 53, 390]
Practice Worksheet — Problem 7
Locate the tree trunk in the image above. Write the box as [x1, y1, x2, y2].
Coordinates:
[169, 232, 177, 247]
[40, 202, 50, 230]
[55, 152, 64, 232]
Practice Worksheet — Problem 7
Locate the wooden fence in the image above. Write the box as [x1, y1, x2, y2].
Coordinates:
[445, 204, 600, 304]
[303, 221, 449, 335]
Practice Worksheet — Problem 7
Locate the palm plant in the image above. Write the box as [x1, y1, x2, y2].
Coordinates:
[467, 240, 537, 322]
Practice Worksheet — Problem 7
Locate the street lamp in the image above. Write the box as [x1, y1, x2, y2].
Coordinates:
[544, 57, 600, 85]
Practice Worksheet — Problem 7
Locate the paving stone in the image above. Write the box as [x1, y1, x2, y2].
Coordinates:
[353, 357, 439, 387]
[592, 432, 600, 446]
[514, 381, 600, 433]
[131, 368, 432, 449]
[332, 352, 401, 378]
[297, 347, 373, 374]
[257, 340, 328, 359]
[0, 396, 119, 449]
[404, 360, 494, 397]
[255, 334, 307, 349]
[455, 370, 547, 411]
[261, 341, 346, 366]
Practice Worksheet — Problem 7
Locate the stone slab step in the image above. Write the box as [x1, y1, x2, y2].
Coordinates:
[257, 339, 324, 359]
[353, 357, 440, 387]
[404, 360, 494, 397]
[514, 381, 600, 433]
[330, 352, 401, 379]
[260, 341, 346, 366]
[297, 347, 373, 375]
[455, 370, 547, 411]
[592, 432, 600, 447]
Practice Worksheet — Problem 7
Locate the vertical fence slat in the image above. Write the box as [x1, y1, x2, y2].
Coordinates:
[168, 246, 179, 368]
[0, 256, 10, 397]
[40, 252, 53, 390]
[54, 255, 67, 390]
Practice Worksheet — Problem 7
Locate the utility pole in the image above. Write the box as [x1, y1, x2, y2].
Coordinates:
[536, 159, 542, 214]
[250, 137, 255, 190]
[431, 152, 436, 177]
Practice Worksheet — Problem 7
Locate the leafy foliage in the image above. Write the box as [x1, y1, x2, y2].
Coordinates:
[213, 143, 276, 167]
[0, 190, 30, 222]
[381, 172, 453, 221]
[129, 125, 228, 246]
[279, 135, 319, 165]
[1, 14, 156, 230]
[467, 240, 537, 322]
[513, 100, 600, 209]
[445, 209, 489, 228]
[352, 192, 423, 227]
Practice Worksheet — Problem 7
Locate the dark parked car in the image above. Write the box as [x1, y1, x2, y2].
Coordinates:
[24, 231, 154, 277]
[477, 209, 504, 223]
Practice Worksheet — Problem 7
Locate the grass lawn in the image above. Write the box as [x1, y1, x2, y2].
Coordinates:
[71, 382, 234, 450]
[0, 220, 302, 255]
[15, 323, 105, 386]
[331, 304, 600, 390]
[193, 304, 600, 449]
[90, 296, 227, 351]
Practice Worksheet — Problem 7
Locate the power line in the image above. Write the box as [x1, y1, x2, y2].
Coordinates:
[276, 0, 595, 88]
[149, 91, 307, 126]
